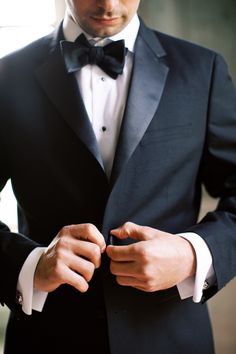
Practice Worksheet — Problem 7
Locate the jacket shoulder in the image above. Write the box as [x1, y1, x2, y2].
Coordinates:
[0, 23, 62, 73]
[157, 30, 214, 54]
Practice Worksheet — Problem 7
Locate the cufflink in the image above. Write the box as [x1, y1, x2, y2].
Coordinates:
[203, 281, 209, 290]
[16, 291, 23, 305]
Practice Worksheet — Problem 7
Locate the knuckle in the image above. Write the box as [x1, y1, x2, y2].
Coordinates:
[141, 265, 151, 279]
[53, 262, 65, 281]
[79, 280, 89, 293]
[60, 225, 71, 235]
[137, 245, 150, 263]
[145, 279, 156, 292]
[116, 276, 123, 285]
[110, 261, 115, 274]
[85, 263, 95, 281]
[85, 223, 96, 234]
[123, 221, 131, 228]
[56, 237, 69, 250]
[94, 243, 101, 256]
[91, 244, 101, 261]
[123, 221, 133, 231]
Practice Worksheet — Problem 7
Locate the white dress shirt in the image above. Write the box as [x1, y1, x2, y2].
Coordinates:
[17, 12, 214, 315]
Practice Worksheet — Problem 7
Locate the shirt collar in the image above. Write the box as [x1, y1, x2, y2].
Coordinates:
[62, 11, 140, 53]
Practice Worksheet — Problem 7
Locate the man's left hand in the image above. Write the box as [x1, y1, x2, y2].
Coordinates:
[106, 222, 196, 292]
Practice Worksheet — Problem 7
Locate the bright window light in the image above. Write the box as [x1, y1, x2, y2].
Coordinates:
[0, 0, 55, 26]
[0, 181, 17, 231]
[0, 26, 54, 57]
[0, 0, 56, 57]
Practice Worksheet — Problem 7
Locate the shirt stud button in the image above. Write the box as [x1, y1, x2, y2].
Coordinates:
[102, 126, 107, 132]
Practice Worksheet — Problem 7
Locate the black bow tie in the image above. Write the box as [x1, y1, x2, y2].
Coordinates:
[60, 33, 128, 79]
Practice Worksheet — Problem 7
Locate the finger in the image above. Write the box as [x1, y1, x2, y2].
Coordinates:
[106, 244, 138, 261]
[110, 222, 154, 242]
[61, 265, 89, 293]
[115, 275, 144, 289]
[71, 239, 102, 269]
[115, 276, 157, 292]
[60, 224, 106, 252]
[110, 260, 136, 277]
[68, 253, 95, 282]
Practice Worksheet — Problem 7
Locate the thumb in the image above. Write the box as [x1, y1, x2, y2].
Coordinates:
[110, 222, 151, 241]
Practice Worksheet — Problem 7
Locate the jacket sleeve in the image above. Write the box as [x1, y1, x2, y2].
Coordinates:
[187, 53, 236, 301]
[0, 130, 39, 313]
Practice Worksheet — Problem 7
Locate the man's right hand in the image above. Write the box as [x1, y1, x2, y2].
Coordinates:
[34, 224, 106, 293]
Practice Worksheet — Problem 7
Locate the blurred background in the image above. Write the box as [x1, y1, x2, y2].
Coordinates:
[0, 0, 235, 353]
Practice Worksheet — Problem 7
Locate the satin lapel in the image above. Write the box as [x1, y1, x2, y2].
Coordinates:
[35, 27, 104, 169]
[110, 23, 169, 185]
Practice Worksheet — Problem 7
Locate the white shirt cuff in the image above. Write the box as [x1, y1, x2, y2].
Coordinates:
[17, 247, 48, 315]
[177, 232, 215, 303]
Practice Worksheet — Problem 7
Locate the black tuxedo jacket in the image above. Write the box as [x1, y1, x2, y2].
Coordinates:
[0, 19, 236, 354]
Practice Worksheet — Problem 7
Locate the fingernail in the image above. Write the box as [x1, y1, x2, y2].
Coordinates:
[110, 228, 119, 234]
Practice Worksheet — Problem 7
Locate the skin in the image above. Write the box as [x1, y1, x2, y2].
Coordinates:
[34, 224, 106, 293]
[35, 220, 196, 293]
[65, 0, 141, 37]
[107, 222, 196, 292]
[34, 0, 196, 293]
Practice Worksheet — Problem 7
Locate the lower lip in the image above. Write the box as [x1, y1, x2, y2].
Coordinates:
[91, 17, 120, 25]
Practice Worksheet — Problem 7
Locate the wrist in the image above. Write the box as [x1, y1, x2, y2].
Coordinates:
[179, 237, 197, 278]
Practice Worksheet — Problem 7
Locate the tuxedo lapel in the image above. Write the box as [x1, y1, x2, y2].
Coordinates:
[110, 22, 169, 185]
[35, 26, 104, 169]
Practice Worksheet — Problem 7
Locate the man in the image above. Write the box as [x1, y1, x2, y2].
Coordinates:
[0, 0, 236, 353]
